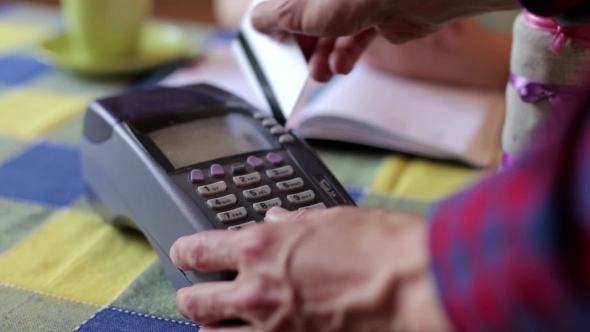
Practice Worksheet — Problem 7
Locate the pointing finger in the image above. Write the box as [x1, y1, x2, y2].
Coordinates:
[177, 282, 243, 324]
[309, 37, 337, 82]
[329, 29, 377, 75]
[171, 231, 244, 272]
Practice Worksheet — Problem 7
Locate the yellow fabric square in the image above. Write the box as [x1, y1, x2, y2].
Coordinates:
[391, 160, 481, 201]
[0, 88, 89, 139]
[0, 210, 157, 305]
[0, 22, 49, 53]
[371, 156, 407, 193]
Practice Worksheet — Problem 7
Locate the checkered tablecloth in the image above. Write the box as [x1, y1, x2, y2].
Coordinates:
[0, 3, 488, 331]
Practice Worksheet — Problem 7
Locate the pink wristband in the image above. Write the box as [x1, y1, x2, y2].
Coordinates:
[524, 11, 590, 54]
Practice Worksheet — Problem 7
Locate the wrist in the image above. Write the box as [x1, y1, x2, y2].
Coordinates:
[383, 221, 454, 332]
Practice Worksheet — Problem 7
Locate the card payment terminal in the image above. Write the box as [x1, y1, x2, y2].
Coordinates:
[81, 84, 355, 290]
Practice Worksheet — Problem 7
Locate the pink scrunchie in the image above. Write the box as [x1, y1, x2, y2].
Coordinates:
[524, 11, 590, 54]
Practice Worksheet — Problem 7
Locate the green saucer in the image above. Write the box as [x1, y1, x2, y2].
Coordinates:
[37, 22, 194, 77]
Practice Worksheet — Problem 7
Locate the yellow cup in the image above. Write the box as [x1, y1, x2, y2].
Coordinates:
[61, 0, 153, 58]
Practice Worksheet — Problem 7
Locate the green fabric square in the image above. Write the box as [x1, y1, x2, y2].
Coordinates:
[112, 261, 190, 322]
[70, 197, 97, 214]
[0, 135, 26, 162]
[0, 284, 99, 332]
[313, 145, 386, 187]
[362, 193, 432, 215]
[47, 115, 84, 145]
[0, 198, 55, 254]
[0, 82, 9, 93]
[31, 70, 127, 99]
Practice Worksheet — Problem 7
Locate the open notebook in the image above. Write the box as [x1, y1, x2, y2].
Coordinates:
[160, 44, 505, 168]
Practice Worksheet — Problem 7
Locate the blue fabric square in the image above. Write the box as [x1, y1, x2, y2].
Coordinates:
[0, 3, 14, 15]
[0, 142, 84, 207]
[345, 185, 368, 205]
[0, 54, 52, 85]
[78, 308, 200, 332]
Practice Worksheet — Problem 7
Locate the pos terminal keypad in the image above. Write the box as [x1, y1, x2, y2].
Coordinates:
[181, 150, 324, 230]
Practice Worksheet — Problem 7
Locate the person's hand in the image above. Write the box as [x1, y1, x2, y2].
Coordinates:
[170, 207, 454, 331]
[251, 0, 518, 82]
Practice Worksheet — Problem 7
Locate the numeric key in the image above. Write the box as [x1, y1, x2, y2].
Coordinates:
[287, 190, 315, 205]
[207, 194, 237, 209]
[232, 172, 262, 187]
[243, 185, 272, 200]
[197, 181, 227, 196]
[266, 165, 294, 180]
[253, 198, 282, 214]
[217, 207, 248, 223]
[276, 177, 304, 192]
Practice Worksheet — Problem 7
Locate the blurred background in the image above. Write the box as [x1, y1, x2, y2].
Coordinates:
[1, 0, 518, 31]
[1, 0, 217, 23]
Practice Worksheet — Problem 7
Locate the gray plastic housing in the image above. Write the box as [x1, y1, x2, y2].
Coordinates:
[80, 84, 355, 290]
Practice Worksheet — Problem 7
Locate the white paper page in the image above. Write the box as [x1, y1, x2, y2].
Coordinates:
[159, 44, 263, 109]
[293, 63, 502, 155]
[235, 0, 310, 119]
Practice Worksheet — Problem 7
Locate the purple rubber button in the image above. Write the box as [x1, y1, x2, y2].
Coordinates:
[247, 156, 264, 170]
[210, 164, 225, 178]
[266, 153, 284, 166]
[190, 170, 205, 183]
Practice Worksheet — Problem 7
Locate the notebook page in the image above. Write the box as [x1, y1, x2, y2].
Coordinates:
[293, 63, 503, 156]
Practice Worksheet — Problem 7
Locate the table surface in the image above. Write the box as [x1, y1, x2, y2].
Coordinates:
[0, 3, 484, 331]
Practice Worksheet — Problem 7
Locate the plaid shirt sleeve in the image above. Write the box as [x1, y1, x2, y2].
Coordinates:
[428, 101, 590, 331]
